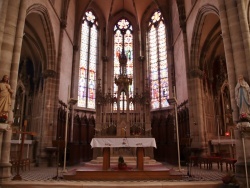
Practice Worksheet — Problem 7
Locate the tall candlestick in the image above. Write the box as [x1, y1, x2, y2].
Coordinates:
[139, 31, 142, 56]
[217, 118, 220, 144]
[105, 24, 108, 56]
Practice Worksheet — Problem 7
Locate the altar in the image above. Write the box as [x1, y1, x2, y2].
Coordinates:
[90, 138, 156, 170]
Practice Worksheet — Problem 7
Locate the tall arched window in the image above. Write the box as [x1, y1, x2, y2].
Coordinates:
[148, 10, 169, 109]
[78, 11, 98, 109]
[113, 18, 133, 110]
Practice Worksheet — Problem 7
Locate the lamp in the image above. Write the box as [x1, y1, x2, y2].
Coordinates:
[167, 88, 181, 172]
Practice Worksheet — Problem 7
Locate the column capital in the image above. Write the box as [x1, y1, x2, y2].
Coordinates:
[102, 56, 108, 62]
[43, 69, 57, 78]
[60, 19, 67, 29]
[138, 56, 145, 62]
[187, 68, 203, 79]
[73, 45, 79, 51]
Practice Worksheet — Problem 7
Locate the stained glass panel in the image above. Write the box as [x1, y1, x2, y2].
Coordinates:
[78, 11, 98, 109]
[113, 18, 133, 110]
[148, 11, 169, 109]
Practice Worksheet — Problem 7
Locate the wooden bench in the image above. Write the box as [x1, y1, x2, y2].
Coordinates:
[199, 156, 222, 171]
[222, 158, 237, 172]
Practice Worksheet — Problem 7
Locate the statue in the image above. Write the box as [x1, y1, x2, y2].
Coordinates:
[235, 75, 250, 120]
[0, 75, 13, 118]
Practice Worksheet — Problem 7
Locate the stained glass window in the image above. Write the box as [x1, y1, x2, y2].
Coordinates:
[113, 18, 133, 111]
[148, 10, 169, 109]
[78, 11, 98, 109]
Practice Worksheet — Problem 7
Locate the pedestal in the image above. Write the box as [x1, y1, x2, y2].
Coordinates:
[0, 123, 12, 182]
[136, 147, 144, 170]
[102, 148, 110, 170]
[234, 122, 250, 187]
[45, 147, 57, 167]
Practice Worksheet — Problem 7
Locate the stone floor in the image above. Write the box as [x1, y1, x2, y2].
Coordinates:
[0, 162, 229, 187]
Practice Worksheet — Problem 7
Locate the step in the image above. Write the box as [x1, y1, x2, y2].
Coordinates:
[89, 156, 160, 165]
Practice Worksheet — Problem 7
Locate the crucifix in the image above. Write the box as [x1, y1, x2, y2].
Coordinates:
[12, 120, 36, 180]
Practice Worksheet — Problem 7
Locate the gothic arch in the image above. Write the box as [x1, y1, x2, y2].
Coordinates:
[190, 4, 219, 69]
[74, 2, 106, 48]
[141, 3, 171, 56]
[188, 4, 222, 149]
[26, 4, 56, 71]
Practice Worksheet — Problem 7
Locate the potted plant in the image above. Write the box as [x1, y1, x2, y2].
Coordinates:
[0, 113, 7, 123]
[118, 156, 127, 170]
[222, 172, 239, 188]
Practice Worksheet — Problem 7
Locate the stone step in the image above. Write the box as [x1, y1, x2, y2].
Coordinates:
[89, 156, 160, 165]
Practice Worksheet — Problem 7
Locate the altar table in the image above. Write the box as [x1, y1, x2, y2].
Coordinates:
[90, 138, 156, 170]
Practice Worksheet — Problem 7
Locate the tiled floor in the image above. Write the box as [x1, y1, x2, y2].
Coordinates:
[0, 162, 230, 188]
[8, 162, 227, 182]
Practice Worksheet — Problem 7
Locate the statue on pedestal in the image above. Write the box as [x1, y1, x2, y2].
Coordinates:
[235, 75, 250, 122]
[0, 75, 13, 123]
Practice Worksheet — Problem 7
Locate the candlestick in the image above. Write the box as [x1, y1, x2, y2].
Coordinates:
[217, 118, 220, 144]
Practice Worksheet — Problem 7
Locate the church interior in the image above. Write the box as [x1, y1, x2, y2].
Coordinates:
[1, 0, 250, 187]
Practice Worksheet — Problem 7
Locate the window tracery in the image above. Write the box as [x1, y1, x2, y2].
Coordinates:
[148, 10, 169, 109]
[78, 11, 98, 109]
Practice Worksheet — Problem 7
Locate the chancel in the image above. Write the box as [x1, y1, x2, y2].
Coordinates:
[1, 0, 250, 187]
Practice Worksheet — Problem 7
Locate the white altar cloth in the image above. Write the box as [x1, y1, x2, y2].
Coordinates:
[211, 139, 235, 145]
[90, 138, 157, 148]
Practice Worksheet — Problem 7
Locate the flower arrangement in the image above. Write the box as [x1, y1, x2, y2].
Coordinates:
[221, 172, 239, 187]
[118, 156, 127, 170]
[0, 113, 7, 123]
[238, 112, 250, 123]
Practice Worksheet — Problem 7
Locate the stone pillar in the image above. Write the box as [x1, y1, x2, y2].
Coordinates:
[0, 0, 21, 75]
[224, 1, 248, 76]
[9, 0, 27, 123]
[188, 68, 206, 149]
[0, 123, 12, 182]
[237, 0, 250, 76]
[234, 122, 250, 188]
[218, 0, 238, 121]
[0, 0, 9, 55]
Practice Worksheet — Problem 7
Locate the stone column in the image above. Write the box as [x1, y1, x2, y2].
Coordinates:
[188, 68, 206, 150]
[0, 123, 12, 182]
[224, 1, 248, 76]
[237, 0, 250, 78]
[9, 0, 27, 123]
[218, 0, 238, 121]
[0, 0, 9, 55]
[0, 0, 21, 75]
[234, 122, 250, 187]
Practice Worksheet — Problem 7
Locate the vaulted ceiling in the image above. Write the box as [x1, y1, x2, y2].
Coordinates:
[76, 0, 169, 29]
[93, 0, 154, 23]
